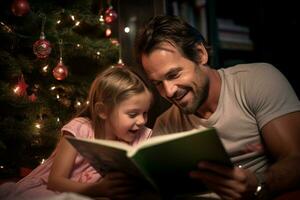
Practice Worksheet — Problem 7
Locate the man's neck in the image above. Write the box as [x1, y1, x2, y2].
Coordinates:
[195, 67, 221, 119]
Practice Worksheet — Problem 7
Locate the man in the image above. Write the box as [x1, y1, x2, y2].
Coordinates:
[135, 15, 300, 199]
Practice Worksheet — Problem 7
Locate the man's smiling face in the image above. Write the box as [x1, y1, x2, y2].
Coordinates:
[141, 42, 209, 114]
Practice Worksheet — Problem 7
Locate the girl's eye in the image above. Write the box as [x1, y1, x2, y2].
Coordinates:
[128, 113, 137, 118]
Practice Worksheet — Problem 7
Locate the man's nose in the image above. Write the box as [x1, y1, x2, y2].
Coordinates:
[162, 80, 176, 98]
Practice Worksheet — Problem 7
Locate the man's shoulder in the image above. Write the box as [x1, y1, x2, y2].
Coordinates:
[219, 63, 281, 86]
[222, 62, 277, 75]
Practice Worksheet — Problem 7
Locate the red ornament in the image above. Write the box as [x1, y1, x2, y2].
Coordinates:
[104, 6, 117, 24]
[53, 60, 68, 80]
[33, 37, 52, 59]
[28, 93, 37, 102]
[11, 0, 30, 17]
[14, 75, 28, 96]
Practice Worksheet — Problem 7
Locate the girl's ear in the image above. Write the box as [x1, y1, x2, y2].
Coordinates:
[95, 102, 108, 119]
[196, 44, 208, 65]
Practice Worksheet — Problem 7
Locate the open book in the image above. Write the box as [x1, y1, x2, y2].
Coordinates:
[65, 127, 233, 196]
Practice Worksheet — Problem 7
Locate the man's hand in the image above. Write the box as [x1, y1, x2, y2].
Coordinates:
[190, 162, 258, 200]
[97, 171, 139, 200]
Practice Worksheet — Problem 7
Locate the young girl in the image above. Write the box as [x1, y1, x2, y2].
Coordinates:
[0, 66, 153, 199]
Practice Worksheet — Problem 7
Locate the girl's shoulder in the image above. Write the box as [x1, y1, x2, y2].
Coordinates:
[61, 117, 94, 139]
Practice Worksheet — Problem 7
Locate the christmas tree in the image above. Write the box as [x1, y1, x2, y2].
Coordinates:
[0, 0, 121, 179]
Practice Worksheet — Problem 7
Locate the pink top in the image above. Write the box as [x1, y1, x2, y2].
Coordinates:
[0, 117, 152, 200]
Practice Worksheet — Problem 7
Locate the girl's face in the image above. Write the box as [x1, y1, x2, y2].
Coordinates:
[104, 90, 152, 144]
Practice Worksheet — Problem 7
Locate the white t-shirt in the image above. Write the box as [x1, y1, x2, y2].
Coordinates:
[153, 63, 300, 172]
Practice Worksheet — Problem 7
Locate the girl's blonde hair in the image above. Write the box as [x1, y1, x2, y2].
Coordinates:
[77, 66, 152, 138]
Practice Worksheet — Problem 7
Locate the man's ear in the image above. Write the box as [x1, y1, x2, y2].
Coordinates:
[95, 102, 108, 119]
[196, 44, 208, 65]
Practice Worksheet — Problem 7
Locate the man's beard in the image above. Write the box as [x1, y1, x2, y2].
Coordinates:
[178, 77, 209, 114]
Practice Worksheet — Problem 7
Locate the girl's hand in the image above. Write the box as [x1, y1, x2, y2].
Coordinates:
[190, 162, 258, 200]
[97, 171, 140, 200]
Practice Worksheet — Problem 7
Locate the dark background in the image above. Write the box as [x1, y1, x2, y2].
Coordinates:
[216, 0, 299, 97]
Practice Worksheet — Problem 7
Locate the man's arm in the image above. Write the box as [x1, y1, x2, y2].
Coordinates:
[189, 111, 300, 199]
[261, 111, 300, 195]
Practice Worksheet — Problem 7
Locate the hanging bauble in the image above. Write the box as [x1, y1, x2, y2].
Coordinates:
[11, 0, 30, 17]
[14, 75, 28, 96]
[33, 37, 52, 59]
[33, 15, 52, 59]
[104, 6, 117, 24]
[53, 60, 68, 80]
[28, 93, 37, 102]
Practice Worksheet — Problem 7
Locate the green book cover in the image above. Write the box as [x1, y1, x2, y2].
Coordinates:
[65, 127, 232, 196]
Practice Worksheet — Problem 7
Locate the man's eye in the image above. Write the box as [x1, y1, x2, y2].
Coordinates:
[167, 72, 179, 80]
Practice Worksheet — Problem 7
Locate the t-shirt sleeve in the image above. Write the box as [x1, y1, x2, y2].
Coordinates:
[61, 117, 94, 139]
[244, 63, 300, 129]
